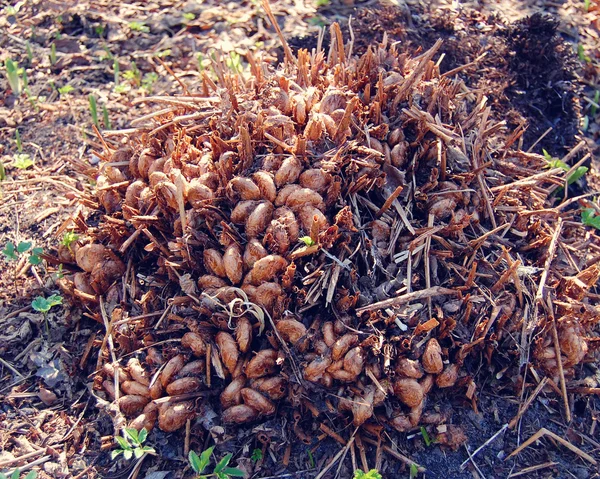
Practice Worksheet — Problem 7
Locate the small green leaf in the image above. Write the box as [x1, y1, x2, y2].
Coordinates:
[183, 12, 195, 21]
[133, 448, 145, 459]
[299, 236, 315, 246]
[214, 453, 232, 473]
[17, 241, 32, 253]
[10, 470, 19, 479]
[138, 427, 148, 444]
[123, 449, 133, 460]
[307, 449, 315, 468]
[567, 166, 588, 185]
[115, 436, 130, 449]
[13, 153, 34, 169]
[198, 446, 214, 473]
[223, 467, 245, 477]
[2, 242, 18, 260]
[142, 446, 155, 454]
[409, 463, 419, 478]
[111, 449, 123, 459]
[125, 427, 139, 444]
[420, 426, 432, 447]
[28, 254, 42, 265]
[189, 450, 202, 473]
[251, 448, 263, 463]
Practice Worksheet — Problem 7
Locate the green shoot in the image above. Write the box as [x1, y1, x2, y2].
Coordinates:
[299, 236, 315, 247]
[183, 12, 195, 21]
[251, 448, 263, 463]
[58, 85, 74, 95]
[26, 41, 33, 63]
[156, 49, 171, 58]
[13, 154, 34, 170]
[113, 58, 120, 85]
[62, 232, 80, 248]
[95, 25, 105, 37]
[142, 72, 158, 94]
[542, 149, 588, 185]
[582, 208, 600, 229]
[353, 469, 382, 479]
[102, 104, 111, 129]
[129, 21, 149, 33]
[578, 44, 591, 63]
[0, 468, 37, 479]
[585, 0, 591, 11]
[3, 241, 42, 265]
[89, 95, 99, 128]
[123, 61, 141, 87]
[0, 160, 5, 181]
[15, 129, 22, 152]
[5, 59, 21, 96]
[307, 449, 315, 468]
[100, 45, 114, 62]
[197, 53, 205, 72]
[114, 84, 129, 94]
[316, 0, 331, 6]
[591, 90, 600, 117]
[226, 52, 242, 73]
[188, 446, 244, 478]
[420, 426, 432, 447]
[409, 463, 419, 478]
[111, 428, 155, 460]
[50, 43, 57, 65]
[31, 294, 63, 313]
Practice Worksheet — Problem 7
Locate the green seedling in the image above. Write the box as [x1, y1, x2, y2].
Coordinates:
[13, 154, 34, 170]
[5, 59, 21, 96]
[89, 95, 99, 128]
[3, 241, 43, 264]
[31, 294, 63, 313]
[189, 446, 244, 478]
[307, 449, 315, 468]
[123, 61, 141, 87]
[250, 448, 263, 463]
[100, 45, 114, 62]
[95, 25, 105, 37]
[316, 0, 331, 6]
[409, 463, 419, 478]
[542, 149, 588, 186]
[354, 469, 382, 479]
[226, 52, 242, 73]
[156, 49, 171, 58]
[15, 129, 22, 152]
[0, 468, 37, 479]
[114, 84, 129, 94]
[592, 90, 600, 116]
[578, 44, 592, 63]
[50, 43, 57, 65]
[62, 232, 80, 249]
[0, 160, 5, 181]
[102, 104, 111, 129]
[113, 58, 120, 85]
[26, 41, 33, 64]
[307, 15, 327, 27]
[142, 72, 158, 94]
[129, 21, 149, 33]
[585, 0, 591, 11]
[582, 208, 600, 229]
[420, 426, 432, 446]
[58, 85, 74, 95]
[112, 428, 155, 460]
[198, 53, 205, 72]
[299, 236, 315, 247]
[183, 12, 195, 21]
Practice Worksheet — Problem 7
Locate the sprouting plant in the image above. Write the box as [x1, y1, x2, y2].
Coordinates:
[129, 21, 149, 33]
[226, 52, 242, 73]
[26, 41, 33, 64]
[58, 85, 74, 96]
[197, 53, 205, 72]
[183, 12, 195, 21]
[156, 49, 171, 58]
[112, 428, 155, 460]
[114, 84, 129, 94]
[89, 95, 99, 128]
[307, 449, 315, 468]
[315, 0, 331, 7]
[188, 447, 244, 478]
[15, 129, 22, 152]
[62, 232, 80, 249]
[141, 72, 158, 94]
[95, 25, 105, 37]
[299, 236, 315, 247]
[591, 90, 600, 117]
[0, 468, 37, 479]
[31, 294, 63, 313]
[585, 0, 591, 11]
[50, 43, 57, 65]
[353, 469, 382, 479]
[0, 160, 5, 181]
[100, 45, 114, 62]
[5, 59, 21, 96]
[420, 426, 432, 447]
[542, 149, 588, 186]
[307, 15, 327, 27]
[409, 463, 419, 478]
[113, 58, 120, 85]
[582, 208, 600, 229]
[102, 104, 111, 129]
[578, 44, 591, 63]
[250, 448, 263, 463]
[123, 61, 142, 87]
[13, 154, 34, 170]
[3, 241, 43, 265]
